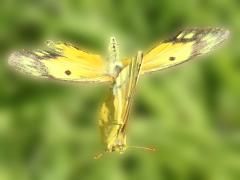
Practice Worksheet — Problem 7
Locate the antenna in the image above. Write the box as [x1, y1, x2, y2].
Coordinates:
[94, 145, 156, 159]
[128, 145, 156, 152]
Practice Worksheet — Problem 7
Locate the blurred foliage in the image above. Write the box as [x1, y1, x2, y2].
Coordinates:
[0, 0, 240, 180]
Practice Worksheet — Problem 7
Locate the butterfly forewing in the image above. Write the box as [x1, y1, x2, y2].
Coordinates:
[9, 41, 113, 83]
[123, 28, 229, 75]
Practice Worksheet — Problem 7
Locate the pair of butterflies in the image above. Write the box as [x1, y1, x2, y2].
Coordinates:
[9, 28, 229, 156]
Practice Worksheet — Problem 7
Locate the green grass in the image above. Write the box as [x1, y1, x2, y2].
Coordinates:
[0, 0, 240, 180]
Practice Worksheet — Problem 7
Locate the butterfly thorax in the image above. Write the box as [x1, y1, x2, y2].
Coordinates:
[108, 37, 123, 78]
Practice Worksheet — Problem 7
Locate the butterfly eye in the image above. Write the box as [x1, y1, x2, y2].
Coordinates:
[169, 57, 176, 61]
[65, 70, 71, 75]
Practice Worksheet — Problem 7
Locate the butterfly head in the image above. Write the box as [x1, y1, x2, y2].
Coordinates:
[103, 130, 127, 154]
[94, 136, 127, 159]
[107, 139, 127, 154]
[94, 143, 156, 159]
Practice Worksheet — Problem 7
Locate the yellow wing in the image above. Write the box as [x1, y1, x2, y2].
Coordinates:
[8, 41, 113, 83]
[115, 51, 143, 127]
[123, 28, 229, 74]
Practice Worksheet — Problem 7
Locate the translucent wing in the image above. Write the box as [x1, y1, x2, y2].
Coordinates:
[123, 28, 229, 74]
[8, 41, 113, 83]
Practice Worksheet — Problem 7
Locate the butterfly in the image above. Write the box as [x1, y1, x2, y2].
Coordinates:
[8, 28, 229, 156]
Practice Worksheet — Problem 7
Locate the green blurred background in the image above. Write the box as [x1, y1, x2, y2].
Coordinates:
[0, 0, 240, 180]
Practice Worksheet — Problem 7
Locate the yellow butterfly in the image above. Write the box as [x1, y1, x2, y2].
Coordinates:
[8, 28, 229, 157]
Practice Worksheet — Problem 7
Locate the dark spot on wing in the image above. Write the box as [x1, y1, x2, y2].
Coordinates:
[165, 28, 228, 45]
[30, 50, 62, 60]
[169, 56, 176, 61]
[65, 70, 71, 75]
[43, 50, 60, 59]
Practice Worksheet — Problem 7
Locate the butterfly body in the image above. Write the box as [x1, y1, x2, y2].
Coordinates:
[99, 51, 143, 154]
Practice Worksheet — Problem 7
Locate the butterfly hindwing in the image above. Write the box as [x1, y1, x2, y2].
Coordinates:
[9, 41, 113, 83]
[123, 28, 229, 75]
